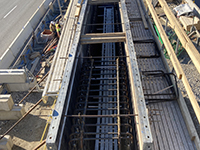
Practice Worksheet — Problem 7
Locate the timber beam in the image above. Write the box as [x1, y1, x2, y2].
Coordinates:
[81, 32, 126, 44]
[88, 0, 120, 4]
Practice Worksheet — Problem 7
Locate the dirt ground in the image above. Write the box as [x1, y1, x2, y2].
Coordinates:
[0, 92, 54, 150]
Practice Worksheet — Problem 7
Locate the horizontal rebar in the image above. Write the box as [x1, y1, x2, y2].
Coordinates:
[77, 56, 128, 59]
[65, 114, 137, 118]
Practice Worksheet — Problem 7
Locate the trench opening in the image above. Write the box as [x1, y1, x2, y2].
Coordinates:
[59, 3, 138, 150]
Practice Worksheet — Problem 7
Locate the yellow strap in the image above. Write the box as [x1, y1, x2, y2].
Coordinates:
[55, 24, 61, 32]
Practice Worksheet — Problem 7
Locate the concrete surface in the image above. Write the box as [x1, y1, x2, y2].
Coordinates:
[0, 69, 26, 83]
[0, 104, 25, 120]
[6, 79, 37, 92]
[0, 135, 13, 150]
[0, 0, 46, 58]
[0, 95, 14, 111]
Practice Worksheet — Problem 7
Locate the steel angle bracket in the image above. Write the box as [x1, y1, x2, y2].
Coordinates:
[120, 0, 153, 150]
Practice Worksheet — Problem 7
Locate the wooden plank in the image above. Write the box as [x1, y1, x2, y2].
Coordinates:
[64, 0, 73, 20]
[77, 0, 83, 7]
[75, 6, 81, 17]
[176, 91, 200, 150]
[81, 32, 125, 37]
[179, 16, 200, 31]
[46, 0, 89, 148]
[48, 0, 78, 93]
[147, 0, 200, 124]
[81, 37, 126, 44]
[43, 0, 78, 95]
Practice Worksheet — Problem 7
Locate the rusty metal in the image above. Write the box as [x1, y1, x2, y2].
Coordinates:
[33, 139, 46, 150]
[67, 57, 135, 150]
[141, 70, 178, 103]
[116, 58, 121, 150]
[18, 71, 49, 105]
[77, 56, 129, 59]
[65, 114, 137, 117]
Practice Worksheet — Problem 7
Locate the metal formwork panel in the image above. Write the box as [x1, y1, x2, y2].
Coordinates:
[134, 43, 159, 57]
[42, 0, 78, 97]
[149, 101, 197, 150]
[125, 0, 141, 19]
[126, 0, 198, 149]
[137, 58, 165, 71]
[46, 0, 89, 149]
[130, 21, 153, 42]
[120, 0, 153, 149]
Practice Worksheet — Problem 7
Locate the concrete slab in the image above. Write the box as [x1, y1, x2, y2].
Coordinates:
[6, 79, 37, 92]
[0, 95, 14, 111]
[0, 104, 25, 120]
[0, 69, 26, 83]
[0, 135, 13, 150]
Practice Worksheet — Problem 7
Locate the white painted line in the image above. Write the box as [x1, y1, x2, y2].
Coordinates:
[3, 5, 17, 19]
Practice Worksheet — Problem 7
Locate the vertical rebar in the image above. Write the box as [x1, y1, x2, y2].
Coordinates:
[116, 58, 121, 150]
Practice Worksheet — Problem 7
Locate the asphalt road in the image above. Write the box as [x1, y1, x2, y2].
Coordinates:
[0, 0, 46, 57]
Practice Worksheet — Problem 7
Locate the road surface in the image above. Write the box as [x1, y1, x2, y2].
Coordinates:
[0, 0, 47, 57]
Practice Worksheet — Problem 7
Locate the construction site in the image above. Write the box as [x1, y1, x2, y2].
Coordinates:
[0, 0, 200, 149]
